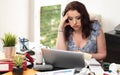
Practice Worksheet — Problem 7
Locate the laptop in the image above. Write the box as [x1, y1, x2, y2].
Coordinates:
[41, 48, 85, 71]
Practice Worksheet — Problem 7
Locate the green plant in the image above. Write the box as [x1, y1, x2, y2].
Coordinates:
[1, 33, 17, 47]
[13, 55, 23, 68]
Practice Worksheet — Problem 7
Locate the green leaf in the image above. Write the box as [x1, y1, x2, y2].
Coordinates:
[1, 32, 17, 47]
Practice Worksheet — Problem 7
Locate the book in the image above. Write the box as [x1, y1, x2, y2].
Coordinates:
[0, 60, 27, 72]
[0, 61, 13, 72]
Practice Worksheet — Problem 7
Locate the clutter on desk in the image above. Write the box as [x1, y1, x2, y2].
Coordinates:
[109, 63, 120, 75]
[103, 63, 120, 75]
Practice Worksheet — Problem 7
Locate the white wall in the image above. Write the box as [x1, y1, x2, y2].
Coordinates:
[0, 0, 120, 50]
[0, 0, 29, 50]
[70, 0, 120, 32]
[0, 0, 29, 37]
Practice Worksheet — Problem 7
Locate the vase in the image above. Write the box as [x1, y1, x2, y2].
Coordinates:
[4, 46, 16, 59]
[12, 68, 23, 75]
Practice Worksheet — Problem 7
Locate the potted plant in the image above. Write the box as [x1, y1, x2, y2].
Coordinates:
[12, 55, 24, 75]
[1, 32, 17, 59]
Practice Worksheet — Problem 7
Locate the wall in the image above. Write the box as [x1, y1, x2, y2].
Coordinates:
[0, 0, 29, 50]
[69, 0, 120, 32]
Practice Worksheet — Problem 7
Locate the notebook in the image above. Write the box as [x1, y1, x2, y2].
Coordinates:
[41, 48, 85, 70]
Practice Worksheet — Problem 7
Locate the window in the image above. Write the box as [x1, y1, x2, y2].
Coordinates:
[40, 5, 61, 48]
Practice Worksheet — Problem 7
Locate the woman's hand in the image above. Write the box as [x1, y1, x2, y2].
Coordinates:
[58, 13, 69, 31]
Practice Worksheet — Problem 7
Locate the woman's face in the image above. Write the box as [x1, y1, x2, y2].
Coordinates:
[67, 10, 82, 31]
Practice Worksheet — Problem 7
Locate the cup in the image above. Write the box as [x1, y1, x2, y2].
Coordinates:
[35, 48, 43, 65]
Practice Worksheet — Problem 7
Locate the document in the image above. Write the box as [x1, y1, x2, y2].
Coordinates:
[34, 69, 75, 75]
[86, 58, 101, 66]
[86, 58, 104, 75]
[89, 65, 104, 74]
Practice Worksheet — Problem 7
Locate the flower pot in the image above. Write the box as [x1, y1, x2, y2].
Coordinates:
[12, 68, 23, 75]
[4, 47, 16, 59]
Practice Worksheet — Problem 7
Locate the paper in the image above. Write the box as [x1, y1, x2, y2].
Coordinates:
[86, 58, 104, 75]
[86, 58, 101, 66]
[89, 66, 104, 75]
[0, 64, 9, 71]
[35, 69, 75, 75]
[83, 53, 92, 61]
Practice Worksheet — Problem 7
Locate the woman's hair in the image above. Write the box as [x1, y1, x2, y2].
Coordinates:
[63, 1, 93, 41]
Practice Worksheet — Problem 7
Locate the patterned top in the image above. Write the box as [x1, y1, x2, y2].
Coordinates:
[67, 21, 101, 53]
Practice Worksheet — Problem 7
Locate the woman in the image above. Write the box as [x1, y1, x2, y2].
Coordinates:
[56, 1, 106, 61]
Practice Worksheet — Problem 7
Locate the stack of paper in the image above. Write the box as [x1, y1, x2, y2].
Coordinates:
[89, 65, 104, 75]
[88, 58, 104, 75]
[86, 58, 101, 66]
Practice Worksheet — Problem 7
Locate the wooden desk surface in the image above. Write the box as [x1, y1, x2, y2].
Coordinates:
[2, 68, 38, 75]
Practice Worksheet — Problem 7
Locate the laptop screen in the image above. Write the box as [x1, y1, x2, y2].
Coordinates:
[41, 48, 85, 69]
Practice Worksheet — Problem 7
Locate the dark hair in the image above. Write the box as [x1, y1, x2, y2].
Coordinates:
[63, 1, 93, 41]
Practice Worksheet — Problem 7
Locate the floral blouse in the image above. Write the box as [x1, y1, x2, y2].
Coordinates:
[67, 20, 101, 53]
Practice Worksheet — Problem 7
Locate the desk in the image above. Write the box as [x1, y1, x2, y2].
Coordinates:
[2, 68, 38, 75]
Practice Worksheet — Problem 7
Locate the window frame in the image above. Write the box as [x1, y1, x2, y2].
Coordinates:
[30, 0, 67, 43]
